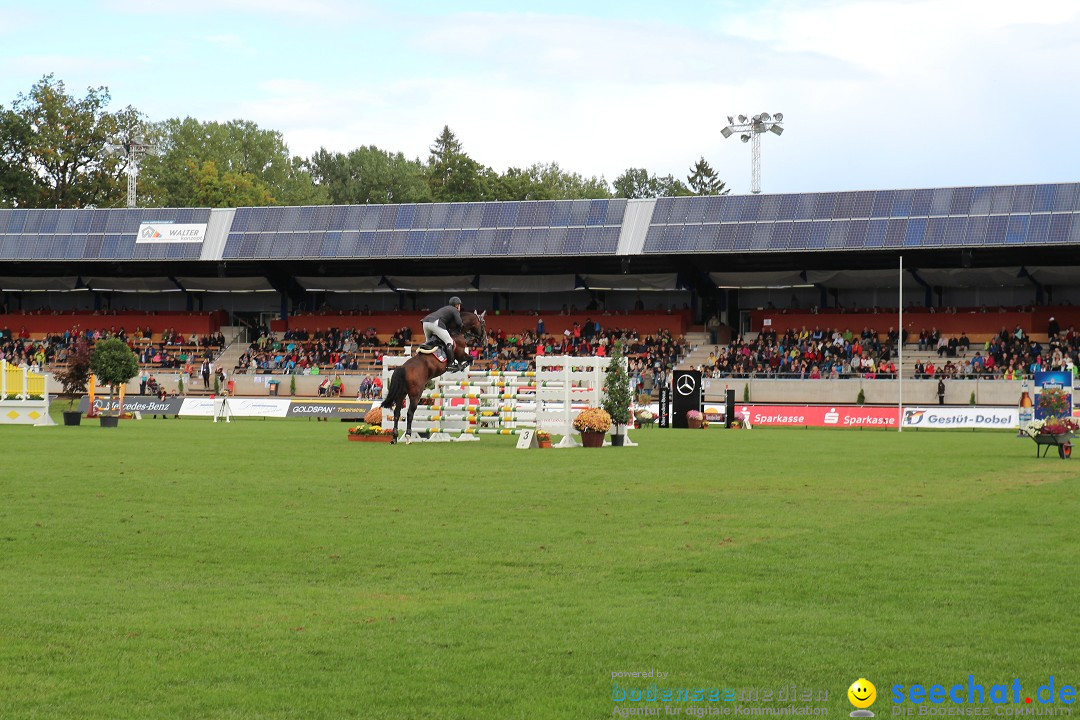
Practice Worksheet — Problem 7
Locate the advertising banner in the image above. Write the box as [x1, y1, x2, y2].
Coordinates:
[80, 396, 376, 419]
[901, 406, 1018, 429]
[286, 399, 373, 419]
[732, 404, 900, 428]
[136, 222, 207, 244]
[227, 397, 292, 418]
[79, 395, 182, 415]
[671, 370, 701, 429]
[1033, 371, 1073, 420]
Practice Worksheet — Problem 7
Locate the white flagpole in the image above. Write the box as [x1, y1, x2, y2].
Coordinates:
[898, 254, 904, 432]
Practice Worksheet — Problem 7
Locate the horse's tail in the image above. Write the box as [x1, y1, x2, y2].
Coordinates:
[381, 366, 406, 409]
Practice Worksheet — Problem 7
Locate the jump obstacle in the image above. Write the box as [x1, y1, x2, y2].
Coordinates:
[0, 359, 55, 426]
[381, 354, 620, 446]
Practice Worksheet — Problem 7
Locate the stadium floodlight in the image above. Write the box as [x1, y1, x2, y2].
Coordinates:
[106, 136, 157, 207]
[722, 111, 785, 193]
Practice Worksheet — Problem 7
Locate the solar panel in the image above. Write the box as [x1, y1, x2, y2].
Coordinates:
[1006, 215, 1028, 244]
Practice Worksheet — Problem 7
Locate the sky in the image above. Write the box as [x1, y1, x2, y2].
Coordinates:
[0, 0, 1077, 195]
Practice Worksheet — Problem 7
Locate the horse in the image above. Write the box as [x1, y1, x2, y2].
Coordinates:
[381, 311, 487, 444]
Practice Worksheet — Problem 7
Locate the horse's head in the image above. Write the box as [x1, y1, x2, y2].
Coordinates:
[463, 310, 487, 344]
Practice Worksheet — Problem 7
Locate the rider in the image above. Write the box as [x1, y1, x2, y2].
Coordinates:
[422, 296, 465, 371]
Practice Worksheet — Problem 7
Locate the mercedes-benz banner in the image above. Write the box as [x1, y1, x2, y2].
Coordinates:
[671, 370, 702, 429]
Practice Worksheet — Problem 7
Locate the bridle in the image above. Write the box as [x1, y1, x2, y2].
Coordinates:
[464, 310, 487, 345]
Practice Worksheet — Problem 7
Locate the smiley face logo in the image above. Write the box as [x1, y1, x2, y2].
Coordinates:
[848, 678, 877, 709]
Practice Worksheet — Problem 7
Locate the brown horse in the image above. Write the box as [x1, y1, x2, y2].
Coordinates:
[381, 311, 486, 443]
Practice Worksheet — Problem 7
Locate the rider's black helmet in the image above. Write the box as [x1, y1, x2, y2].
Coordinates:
[449, 296, 462, 306]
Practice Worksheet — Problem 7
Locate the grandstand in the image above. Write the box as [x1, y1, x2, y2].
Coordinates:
[2, 181, 1078, 402]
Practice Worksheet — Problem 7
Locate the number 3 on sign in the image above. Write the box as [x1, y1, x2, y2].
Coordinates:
[515, 429, 538, 449]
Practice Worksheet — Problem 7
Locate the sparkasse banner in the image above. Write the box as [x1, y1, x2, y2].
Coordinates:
[733, 404, 899, 428]
[136, 222, 207, 243]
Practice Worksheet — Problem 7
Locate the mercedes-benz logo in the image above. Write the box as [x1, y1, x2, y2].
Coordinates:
[676, 374, 697, 396]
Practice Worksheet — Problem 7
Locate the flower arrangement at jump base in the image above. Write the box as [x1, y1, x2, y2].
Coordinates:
[573, 407, 612, 448]
[1024, 417, 1078, 439]
[635, 409, 655, 428]
[686, 409, 704, 429]
[536, 430, 552, 448]
[348, 423, 394, 442]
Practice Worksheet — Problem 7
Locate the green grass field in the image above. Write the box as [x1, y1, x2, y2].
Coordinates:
[1, 412, 1078, 719]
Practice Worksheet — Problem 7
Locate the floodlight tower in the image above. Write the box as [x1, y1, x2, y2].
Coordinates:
[122, 138, 156, 208]
[720, 112, 784, 194]
[107, 137, 157, 207]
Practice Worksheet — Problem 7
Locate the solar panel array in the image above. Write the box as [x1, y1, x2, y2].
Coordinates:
[221, 199, 626, 259]
[0, 208, 209, 261]
[643, 183, 1080, 253]
[0, 183, 1076, 262]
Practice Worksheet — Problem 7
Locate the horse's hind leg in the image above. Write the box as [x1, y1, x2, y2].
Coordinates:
[405, 390, 420, 444]
[390, 401, 401, 444]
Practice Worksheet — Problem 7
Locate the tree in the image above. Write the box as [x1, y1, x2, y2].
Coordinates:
[53, 339, 92, 409]
[687, 156, 729, 196]
[0, 74, 136, 207]
[493, 162, 611, 201]
[654, 174, 693, 198]
[91, 338, 139, 417]
[613, 168, 691, 199]
[602, 341, 633, 430]
[307, 145, 431, 205]
[613, 167, 652, 199]
[183, 160, 276, 207]
[425, 125, 496, 202]
[139, 117, 325, 207]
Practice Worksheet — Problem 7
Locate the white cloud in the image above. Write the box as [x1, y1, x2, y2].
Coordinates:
[6, 1, 1078, 194]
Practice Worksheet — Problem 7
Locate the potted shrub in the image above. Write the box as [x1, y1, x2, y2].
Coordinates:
[602, 342, 633, 446]
[536, 430, 552, 448]
[90, 338, 139, 428]
[53, 339, 92, 426]
[573, 407, 612, 448]
[686, 409, 704, 429]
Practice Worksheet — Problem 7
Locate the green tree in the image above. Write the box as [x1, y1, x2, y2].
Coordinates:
[426, 125, 496, 202]
[494, 162, 611, 201]
[91, 337, 139, 417]
[654, 173, 693, 198]
[307, 145, 431, 205]
[184, 160, 276, 207]
[0, 74, 137, 207]
[140, 117, 325, 207]
[602, 341, 633, 429]
[613, 168, 691, 199]
[612, 167, 651, 199]
[686, 156, 729, 196]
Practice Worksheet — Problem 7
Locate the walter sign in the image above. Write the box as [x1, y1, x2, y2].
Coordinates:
[136, 222, 207, 243]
